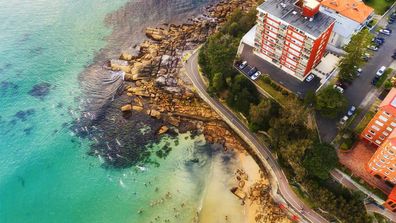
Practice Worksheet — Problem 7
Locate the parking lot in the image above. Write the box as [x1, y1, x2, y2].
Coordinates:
[239, 45, 321, 96]
[316, 10, 396, 142]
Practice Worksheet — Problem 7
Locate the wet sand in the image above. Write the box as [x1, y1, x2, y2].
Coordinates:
[198, 151, 264, 223]
[198, 152, 247, 223]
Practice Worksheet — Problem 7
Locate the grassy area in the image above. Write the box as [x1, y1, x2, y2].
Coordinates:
[367, 18, 378, 29]
[256, 76, 295, 105]
[376, 68, 394, 88]
[373, 213, 391, 223]
[339, 166, 388, 201]
[355, 99, 381, 134]
[291, 185, 317, 208]
[364, 0, 396, 15]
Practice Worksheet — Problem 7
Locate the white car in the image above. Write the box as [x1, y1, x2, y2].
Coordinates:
[368, 45, 378, 51]
[379, 29, 391, 35]
[251, 71, 261, 80]
[239, 61, 247, 69]
[356, 68, 362, 76]
[305, 74, 315, 82]
[333, 85, 344, 94]
[376, 66, 386, 76]
[339, 116, 349, 125]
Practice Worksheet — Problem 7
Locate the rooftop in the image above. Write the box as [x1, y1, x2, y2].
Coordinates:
[380, 88, 396, 116]
[304, 0, 320, 9]
[321, 0, 374, 24]
[258, 0, 335, 38]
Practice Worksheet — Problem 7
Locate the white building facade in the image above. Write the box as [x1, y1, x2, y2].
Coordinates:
[319, 0, 374, 48]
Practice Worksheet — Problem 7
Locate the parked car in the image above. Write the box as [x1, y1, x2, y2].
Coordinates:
[247, 67, 258, 76]
[336, 81, 349, 89]
[368, 45, 379, 51]
[376, 66, 387, 76]
[305, 74, 315, 82]
[239, 61, 248, 69]
[389, 19, 395, 24]
[372, 76, 379, 85]
[339, 116, 349, 125]
[251, 71, 261, 80]
[362, 53, 371, 61]
[392, 52, 396, 59]
[333, 85, 344, 94]
[356, 68, 363, 76]
[347, 106, 356, 116]
[379, 29, 392, 35]
[372, 37, 385, 45]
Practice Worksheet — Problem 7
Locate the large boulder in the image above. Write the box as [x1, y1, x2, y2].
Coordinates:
[132, 106, 144, 112]
[155, 76, 166, 86]
[120, 52, 132, 61]
[167, 116, 180, 127]
[158, 126, 169, 134]
[120, 104, 132, 112]
[147, 109, 161, 119]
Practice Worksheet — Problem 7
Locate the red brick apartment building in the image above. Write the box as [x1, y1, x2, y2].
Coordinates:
[254, 0, 335, 81]
[361, 88, 396, 148]
[361, 89, 396, 212]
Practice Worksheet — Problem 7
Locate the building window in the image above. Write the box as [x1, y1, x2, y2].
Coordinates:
[391, 122, 396, 127]
[384, 111, 391, 117]
[369, 130, 376, 135]
[384, 131, 390, 136]
[387, 127, 393, 132]
[366, 134, 372, 139]
[375, 140, 382, 144]
[379, 115, 389, 122]
[380, 135, 385, 140]
[375, 120, 384, 127]
[372, 125, 380, 131]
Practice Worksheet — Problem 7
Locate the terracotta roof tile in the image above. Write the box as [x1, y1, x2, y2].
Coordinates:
[320, 0, 374, 23]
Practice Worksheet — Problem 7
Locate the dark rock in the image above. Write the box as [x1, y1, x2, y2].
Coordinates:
[14, 109, 35, 122]
[28, 82, 51, 99]
[23, 127, 33, 135]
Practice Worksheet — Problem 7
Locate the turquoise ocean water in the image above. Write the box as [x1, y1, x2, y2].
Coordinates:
[0, 1, 239, 222]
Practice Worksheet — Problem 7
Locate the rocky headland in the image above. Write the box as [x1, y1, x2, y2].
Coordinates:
[83, 0, 290, 222]
[86, 0, 258, 168]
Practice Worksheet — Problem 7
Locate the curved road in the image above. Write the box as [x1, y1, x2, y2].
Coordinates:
[184, 51, 328, 223]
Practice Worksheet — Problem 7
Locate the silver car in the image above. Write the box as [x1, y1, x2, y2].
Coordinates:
[251, 71, 261, 80]
[305, 74, 315, 82]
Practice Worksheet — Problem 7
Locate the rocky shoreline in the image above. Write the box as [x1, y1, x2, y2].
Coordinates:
[231, 166, 291, 223]
[81, 0, 257, 168]
[73, 0, 292, 222]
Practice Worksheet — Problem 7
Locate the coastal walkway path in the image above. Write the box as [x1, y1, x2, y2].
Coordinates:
[184, 49, 328, 223]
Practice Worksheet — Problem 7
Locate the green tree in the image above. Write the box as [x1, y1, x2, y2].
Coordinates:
[303, 90, 316, 107]
[226, 74, 259, 115]
[200, 33, 239, 81]
[280, 139, 312, 181]
[303, 143, 338, 180]
[338, 29, 373, 83]
[211, 72, 225, 92]
[315, 86, 348, 118]
[248, 99, 280, 132]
